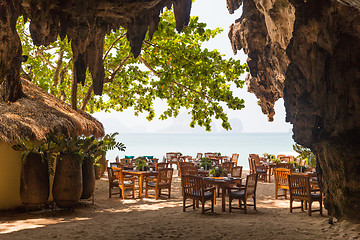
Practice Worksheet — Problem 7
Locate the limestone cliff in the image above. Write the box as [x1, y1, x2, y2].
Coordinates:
[228, 0, 360, 221]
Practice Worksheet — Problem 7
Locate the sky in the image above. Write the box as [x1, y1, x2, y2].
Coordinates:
[93, 0, 294, 134]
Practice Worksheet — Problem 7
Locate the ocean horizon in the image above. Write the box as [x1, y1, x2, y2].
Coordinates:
[107, 132, 297, 169]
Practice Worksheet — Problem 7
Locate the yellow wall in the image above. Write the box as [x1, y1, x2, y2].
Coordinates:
[0, 142, 22, 209]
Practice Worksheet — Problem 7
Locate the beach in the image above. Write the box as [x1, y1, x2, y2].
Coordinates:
[0, 171, 359, 240]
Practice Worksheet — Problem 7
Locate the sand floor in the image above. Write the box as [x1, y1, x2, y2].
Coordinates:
[0, 171, 359, 240]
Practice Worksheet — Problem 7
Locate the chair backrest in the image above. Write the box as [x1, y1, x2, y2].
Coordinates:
[276, 163, 294, 171]
[249, 154, 261, 165]
[231, 166, 243, 178]
[274, 168, 291, 188]
[231, 154, 239, 164]
[248, 155, 257, 174]
[245, 173, 258, 198]
[110, 162, 123, 168]
[180, 161, 194, 168]
[107, 167, 116, 183]
[120, 158, 132, 166]
[279, 156, 291, 163]
[115, 156, 120, 163]
[181, 175, 205, 198]
[156, 162, 168, 171]
[196, 153, 202, 159]
[222, 162, 234, 173]
[157, 168, 173, 186]
[288, 173, 311, 200]
[277, 154, 285, 159]
[111, 166, 126, 187]
[181, 165, 198, 176]
[204, 152, 215, 158]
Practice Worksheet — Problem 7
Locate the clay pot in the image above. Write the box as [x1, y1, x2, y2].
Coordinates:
[20, 153, 49, 209]
[52, 154, 82, 208]
[81, 157, 95, 199]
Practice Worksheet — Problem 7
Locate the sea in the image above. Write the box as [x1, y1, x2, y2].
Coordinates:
[106, 132, 297, 170]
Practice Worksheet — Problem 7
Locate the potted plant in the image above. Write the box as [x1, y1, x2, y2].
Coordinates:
[209, 166, 227, 177]
[94, 133, 126, 179]
[263, 153, 280, 164]
[134, 158, 150, 171]
[49, 134, 84, 209]
[199, 157, 212, 170]
[12, 140, 51, 210]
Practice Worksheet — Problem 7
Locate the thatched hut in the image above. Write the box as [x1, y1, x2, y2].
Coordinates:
[0, 78, 104, 209]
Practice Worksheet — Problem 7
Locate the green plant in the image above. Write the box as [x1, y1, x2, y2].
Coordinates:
[215, 152, 221, 156]
[209, 167, 227, 177]
[134, 158, 150, 171]
[199, 157, 212, 170]
[81, 132, 126, 164]
[263, 153, 280, 164]
[293, 144, 316, 167]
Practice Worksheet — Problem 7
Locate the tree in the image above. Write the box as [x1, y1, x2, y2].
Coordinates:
[18, 9, 248, 131]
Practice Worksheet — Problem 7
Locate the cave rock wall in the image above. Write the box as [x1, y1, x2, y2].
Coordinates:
[228, 0, 360, 221]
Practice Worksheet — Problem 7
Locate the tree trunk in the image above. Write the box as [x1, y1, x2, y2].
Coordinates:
[0, 1, 23, 102]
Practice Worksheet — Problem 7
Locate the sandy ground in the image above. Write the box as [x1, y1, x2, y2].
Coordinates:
[0, 171, 359, 240]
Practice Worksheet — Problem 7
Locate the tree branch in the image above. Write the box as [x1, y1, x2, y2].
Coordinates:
[60, 60, 71, 102]
[35, 49, 56, 69]
[80, 55, 130, 111]
[103, 33, 126, 60]
[51, 50, 64, 94]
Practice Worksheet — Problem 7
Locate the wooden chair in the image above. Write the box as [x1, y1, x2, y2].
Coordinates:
[107, 167, 120, 198]
[179, 161, 195, 176]
[204, 152, 215, 158]
[230, 153, 239, 166]
[230, 166, 243, 187]
[248, 154, 267, 182]
[115, 156, 120, 163]
[120, 158, 132, 166]
[166, 152, 178, 169]
[180, 165, 198, 176]
[276, 163, 294, 172]
[228, 173, 258, 213]
[182, 175, 215, 214]
[111, 167, 136, 199]
[221, 162, 234, 174]
[155, 162, 168, 171]
[274, 168, 291, 199]
[279, 156, 291, 163]
[145, 168, 173, 199]
[196, 153, 203, 160]
[288, 173, 323, 216]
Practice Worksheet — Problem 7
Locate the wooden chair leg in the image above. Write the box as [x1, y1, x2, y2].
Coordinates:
[290, 199, 293, 213]
[253, 196, 256, 210]
[122, 188, 125, 200]
[201, 201, 205, 214]
[211, 198, 214, 212]
[244, 198, 247, 214]
[319, 198, 323, 216]
[229, 197, 232, 212]
[193, 199, 195, 209]
[275, 187, 278, 199]
[284, 189, 287, 199]
[308, 201, 312, 216]
[183, 198, 186, 212]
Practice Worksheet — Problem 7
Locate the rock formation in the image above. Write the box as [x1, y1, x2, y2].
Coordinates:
[228, 0, 360, 221]
[0, 0, 192, 101]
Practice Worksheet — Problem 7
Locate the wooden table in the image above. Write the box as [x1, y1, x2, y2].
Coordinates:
[203, 177, 242, 212]
[198, 169, 210, 177]
[122, 170, 157, 198]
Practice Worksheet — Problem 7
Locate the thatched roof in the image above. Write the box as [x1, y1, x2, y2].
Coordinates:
[0, 78, 104, 144]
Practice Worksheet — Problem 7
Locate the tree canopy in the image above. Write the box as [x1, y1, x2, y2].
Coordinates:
[18, 9, 248, 131]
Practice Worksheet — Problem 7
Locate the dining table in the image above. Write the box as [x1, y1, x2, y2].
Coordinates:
[203, 176, 242, 212]
[122, 170, 157, 198]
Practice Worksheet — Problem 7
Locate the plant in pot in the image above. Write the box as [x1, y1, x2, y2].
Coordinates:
[94, 132, 126, 179]
[48, 134, 84, 209]
[12, 140, 51, 211]
[199, 157, 212, 170]
[208, 166, 227, 177]
[135, 158, 150, 171]
[263, 153, 280, 164]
